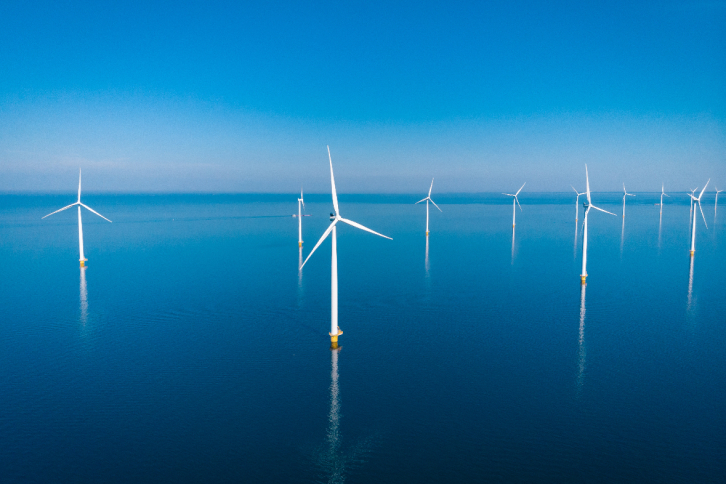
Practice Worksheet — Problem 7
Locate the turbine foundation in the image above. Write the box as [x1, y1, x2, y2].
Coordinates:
[80, 259, 86, 267]
[329, 328, 343, 349]
[690, 250, 695, 256]
[298, 241, 302, 247]
[580, 275, 587, 284]
[426, 231, 429, 236]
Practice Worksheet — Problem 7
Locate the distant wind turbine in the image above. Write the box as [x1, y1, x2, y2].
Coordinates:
[503, 182, 525, 227]
[300, 146, 392, 348]
[571, 185, 585, 222]
[297, 188, 305, 247]
[689, 187, 698, 226]
[659, 183, 670, 215]
[621, 183, 635, 218]
[415, 178, 442, 236]
[715, 187, 723, 219]
[580, 166, 616, 284]
[42, 169, 112, 267]
[688, 180, 709, 257]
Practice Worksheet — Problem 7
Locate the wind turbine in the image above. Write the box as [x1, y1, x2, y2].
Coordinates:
[300, 146, 392, 348]
[688, 180, 709, 257]
[659, 183, 670, 215]
[503, 182, 525, 227]
[621, 183, 635, 218]
[580, 165, 616, 284]
[689, 187, 698, 225]
[415, 178, 442, 236]
[297, 188, 305, 247]
[715, 187, 723, 219]
[42, 169, 112, 267]
[571, 185, 585, 222]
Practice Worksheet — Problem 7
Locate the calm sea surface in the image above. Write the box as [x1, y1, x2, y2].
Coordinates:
[0, 193, 724, 483]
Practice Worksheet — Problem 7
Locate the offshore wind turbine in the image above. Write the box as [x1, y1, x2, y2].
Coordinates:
[503, 182, 525, 227]
[297, 188, 305, 247]
[688, 180, 709, 257]
[300, 146, 392, 348]
[621, 183, 635, 218]
[415, 178, 442, 236]
[571, 186, 585, 222]
[689, 187, 698, 226]
[580, 166, 616, 284]
[659, 183, 670, 215]
[715, 187, 723, 219]
[42, 169, 112, 267]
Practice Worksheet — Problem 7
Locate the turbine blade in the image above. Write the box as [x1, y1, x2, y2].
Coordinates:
[503, 193, 514, 197]
[78, 169, 82, 202]
[589, 204, 617, 216]
[80, 203, 112, 222]
[698, 201, 708, 229]
[430, 199, 442, 212]
[339, 217, 392, 240]
[42, 202, 78, 219]
[585, 165, 591, 203]
[327, 145, 339, 216]
[515, 196, 522, 211]
[571, 185, 578, 194]
[664, 194, 670, 197]
[300, 221, 336, 269]
[415, 197, 428, 204]
[627, 193, 636, 197]
[699, 179, 710, 198]
[515, 182, 526, 196]
[428, 178, 434, 197]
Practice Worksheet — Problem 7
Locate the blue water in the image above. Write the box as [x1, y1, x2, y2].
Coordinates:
[0, 193, 724, 483]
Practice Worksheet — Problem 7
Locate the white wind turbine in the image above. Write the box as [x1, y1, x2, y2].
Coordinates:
[689, 187, 698, 225]
[300, 146, 392, 348]
[659, 183, 670, 215]
[715, 187, 723, 219]
[42, 169, 112, 267]
[688, 180, 709, 257]
[415, 178, 442, 236]
[621, 183, 635, 218]
[571, 185, 585, 222]
[503, 182, 525, 227]
[580, 165, 616, 284]
[297, 188, 305, 247]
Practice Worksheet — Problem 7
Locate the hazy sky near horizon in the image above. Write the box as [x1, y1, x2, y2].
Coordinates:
[1, 0, 724, 193]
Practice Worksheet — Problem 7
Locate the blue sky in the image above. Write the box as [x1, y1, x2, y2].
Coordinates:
[1, 0, 724, 193]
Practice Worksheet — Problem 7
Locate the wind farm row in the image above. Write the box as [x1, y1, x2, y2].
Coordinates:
[42, 147, 721, 349]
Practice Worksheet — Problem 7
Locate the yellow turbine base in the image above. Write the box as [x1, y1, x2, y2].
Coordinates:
[298, 241, 302, 247]
[330, 329, 343, 348]
[690, 250, 695, 256]
[426, 231, 429, 236]
[580, 275, 587, 284]
[80, 260, 86, 267]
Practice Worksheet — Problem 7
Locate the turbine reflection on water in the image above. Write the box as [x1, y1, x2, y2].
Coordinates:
[577, 283, 587, 393]
[80, 266, 88, 326]
[511, 226, 516, 265]
[687, 255, 695, 313]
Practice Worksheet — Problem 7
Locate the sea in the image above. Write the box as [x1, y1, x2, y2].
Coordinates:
[0, 193, 724, 483]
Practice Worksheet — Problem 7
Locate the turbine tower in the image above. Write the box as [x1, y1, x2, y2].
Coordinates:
[715, 187, 723, 219]
[621, 183, 635, 218]
[689, 187, 698, 226]
[297, 188, 305, 247]
[42, 169, 112, 267]
[659, 183, 670, 215]
[688, 180, 709, 257]
[300, 146, 392, 348]
[415, 178, 442, 236]
[580, 165, 616, 284]
[571, 185, 585, 222]
[503, 182, 525, 228]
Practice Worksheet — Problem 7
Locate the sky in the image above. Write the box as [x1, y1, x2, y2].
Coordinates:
[0, 0, 724, 193]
